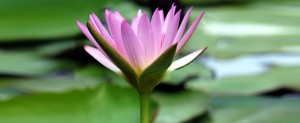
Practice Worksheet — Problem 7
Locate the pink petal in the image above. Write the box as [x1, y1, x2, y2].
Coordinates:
[78, 20, 111, 58]
[105, 9, 110, 19]
[86, 22, 138, 81]
[151, 9, 162, 57]
[159, 10, 164, 26]
[84, 45, 121, 73]
[168, 47, 207, 71]
[132, 9, 143, 34]
[161, 10, 181, 51]
[173, 7, 193, 44]
[121, 20, 144, 70]
[159, 34, 166, 52]
[106, 11, 128, 59]
[137, 9, 142, 17]
[89, 15, 100, 32]
[77, 20, 101, 50]
[114, 11, 125, 21]
[138, 13, 155, 65]
[90, 13, 116, 48]
[131, 16, 138, 35]
[162, 5, 176, 33]
[177, 12, 205, 54]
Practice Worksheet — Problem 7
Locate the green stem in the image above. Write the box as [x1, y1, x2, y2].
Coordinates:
[139, 92, 151, 123]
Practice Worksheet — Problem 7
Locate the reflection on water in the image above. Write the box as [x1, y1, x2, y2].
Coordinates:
[199, 54, 300, 79]
[203, 22, 299, 36]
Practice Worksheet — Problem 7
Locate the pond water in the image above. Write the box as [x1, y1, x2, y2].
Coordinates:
[199, 54, 300, 79]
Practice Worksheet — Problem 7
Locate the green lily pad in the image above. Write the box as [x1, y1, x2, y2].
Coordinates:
[0, 0, 119, 41]
[0, 84, 143, 123]
[258, 0, 300, 6]
[212, 96, 300, 123]
[0, 65, 130, 97]
[74, 65, 128, 87]
[0, 50, 63, 76]
[153, 90, 209, 123]
[0, 89, 21, 101]
[187, 67, 300, 95]
[184, 4, 300, 58]
[34, 40, 82, 56]
[0, 77, 99, 94]
[181, 0, 231, 6]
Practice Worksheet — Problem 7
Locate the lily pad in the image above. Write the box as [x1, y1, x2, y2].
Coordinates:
[74, 65, 128, 87]
[0, 77, 99, 94]
[181, 0, 234, 6]
[212, 96, 300, 123]
[187, 67, 300, 95]
[153, 90, 209, 123]
[0, 0, 119, 41]
[0, 84, 143, 123]
[183, 3, 300, 58]
[0, 50, 63, 76]
[34, 40, 82, 56]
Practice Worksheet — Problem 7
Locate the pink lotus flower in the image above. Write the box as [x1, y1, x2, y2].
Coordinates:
[77, 5, 206, 92]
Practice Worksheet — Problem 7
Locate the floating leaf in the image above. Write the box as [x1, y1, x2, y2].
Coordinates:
[184, 4, 300, 58]
[0, 51, 63, 76]
[0, 84, 145, 123]
[153, 90, 209, 123]
[0, 0, 120, 41]
[212, 96, 300, 123]
[187, 67, 300, 95]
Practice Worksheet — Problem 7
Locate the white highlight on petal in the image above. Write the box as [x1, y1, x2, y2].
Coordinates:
[159, 10, 164, 26]
[168, 48, 207, 71]
[84, 45, 121, 73]
[132, 9, 143, 34]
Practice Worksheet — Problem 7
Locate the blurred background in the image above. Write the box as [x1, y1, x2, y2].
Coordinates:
[0, 0, 300, 123]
